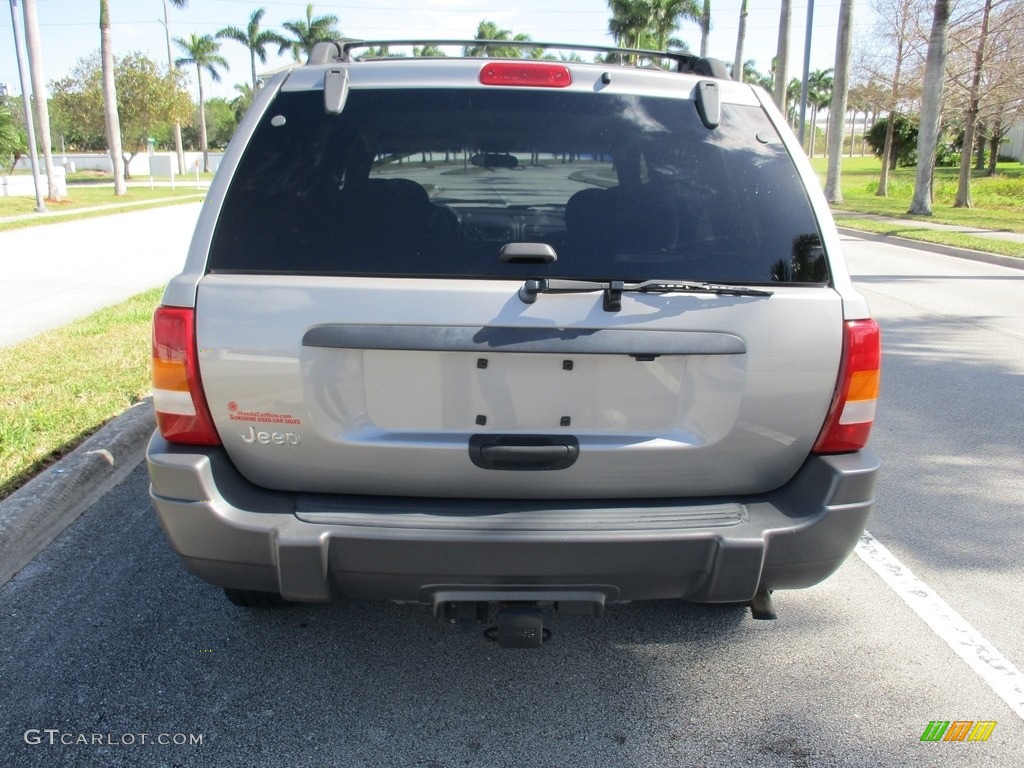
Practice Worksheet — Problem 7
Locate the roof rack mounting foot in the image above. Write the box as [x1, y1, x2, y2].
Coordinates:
[308, 41, 342, 65]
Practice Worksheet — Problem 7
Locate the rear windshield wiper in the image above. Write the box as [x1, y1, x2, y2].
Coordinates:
[518, 278, 773, 311]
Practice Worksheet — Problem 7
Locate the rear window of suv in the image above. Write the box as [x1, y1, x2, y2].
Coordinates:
[210, 86, 828, 284]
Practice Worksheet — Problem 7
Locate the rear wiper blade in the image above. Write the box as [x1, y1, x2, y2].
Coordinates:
[631, 280, 774, 298]
[518, 278, 773, 311]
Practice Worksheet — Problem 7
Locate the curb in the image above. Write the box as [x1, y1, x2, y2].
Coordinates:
[0, 399, 155, 587]
[837, 226, 1024, 271]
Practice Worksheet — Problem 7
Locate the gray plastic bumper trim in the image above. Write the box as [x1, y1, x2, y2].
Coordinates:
[147, 433, 877, 605]
[302, 324, 746, 356]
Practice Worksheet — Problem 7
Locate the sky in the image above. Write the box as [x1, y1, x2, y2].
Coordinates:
[2, 0, 866, 103]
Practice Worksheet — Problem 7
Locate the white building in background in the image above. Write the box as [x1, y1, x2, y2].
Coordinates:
[13, 151, 224, 176]
[1003, 124, 1024, 162]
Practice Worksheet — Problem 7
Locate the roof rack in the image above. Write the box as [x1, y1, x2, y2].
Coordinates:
[307, 39, 731, 80]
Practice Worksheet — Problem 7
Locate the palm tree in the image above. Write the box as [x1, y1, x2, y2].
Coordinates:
[231, 82, 254, 121]
[824, 0, 854, 203]
[99, 0, 126, 195]
[699, 0, 711, 57]
[163, 0, 188, 174]
[413, 45, 446, 57]
[732, 0, 748, 83]
[464, 20, 531, 58]
[607, 1, 699, 66]
[364, 45, 410, 58]
[742, 60, 770, 89]
[607, 0, 650, 50]
[21, 0, 60, 201]
[175, 33, 228, 173]
[909, 0, 951, 215]
[785, 78, 802, 128]
[280, 4, 340, 62]
[846, 84, 868, 157]
[806, 68, 833, 156]
[773, 0, 791, 113]
[218, 8, 288, 92]
[653, 1, 701, 51]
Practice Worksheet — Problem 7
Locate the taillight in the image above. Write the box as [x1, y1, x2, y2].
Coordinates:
[813, 319, 881, 453]
[479, 62, 572, 88]
[152, 306, 220, 445]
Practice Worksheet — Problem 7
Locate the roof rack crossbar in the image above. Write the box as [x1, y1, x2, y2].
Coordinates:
[319, 39, 729, 79]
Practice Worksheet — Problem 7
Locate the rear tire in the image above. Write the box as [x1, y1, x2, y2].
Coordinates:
[223, 588, 293, 608]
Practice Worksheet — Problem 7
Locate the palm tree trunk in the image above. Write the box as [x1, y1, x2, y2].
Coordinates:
[809, 106, 817, 156]
[163, 0, 185, 175]
[196, 66, 209, 173]
[848, 109, 856, 157]
[22, 0, 61, 201]
[733, 0, 748, 82]
[825, 0, 854, 203]
[700, 1, 711, 58]
[773, 0, 791, 113]
[908, 0, 950, 215]
[7, 0, 45, 210]
[100, 0, 126, 195]
[250, 51, 258, 92]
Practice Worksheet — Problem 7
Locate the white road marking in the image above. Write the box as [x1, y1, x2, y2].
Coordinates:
[856, 530, 1024, 721]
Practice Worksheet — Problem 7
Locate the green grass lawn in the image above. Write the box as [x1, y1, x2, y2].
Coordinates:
[0, 288, 161, 498]
[811, 155, 1024, 232]
[0, 185, 205, 217]
[0, 186, 205, 233]
[809, 155, 1024, 258]
[831, 216, 1024, 259]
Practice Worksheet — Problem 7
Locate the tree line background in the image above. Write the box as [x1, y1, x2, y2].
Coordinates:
[2, 0, 1022, 212]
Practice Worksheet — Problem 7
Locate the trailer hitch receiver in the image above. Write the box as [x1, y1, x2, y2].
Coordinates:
[486, 605, 549, 648]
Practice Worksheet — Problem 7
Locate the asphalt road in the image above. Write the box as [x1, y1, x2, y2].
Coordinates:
[0, 203, 202, 348]
[1, 234, 1022, 767]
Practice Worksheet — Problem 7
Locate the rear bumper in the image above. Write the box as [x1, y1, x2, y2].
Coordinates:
[146, 433, 878, 605]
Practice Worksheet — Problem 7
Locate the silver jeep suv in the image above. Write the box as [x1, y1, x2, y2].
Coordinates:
[147, 41, 880, 646]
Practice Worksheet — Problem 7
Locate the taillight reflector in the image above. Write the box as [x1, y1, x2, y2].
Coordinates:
[152, 306, 221, 445]
[813, 319, 881, 454]
[479, 62, 572, 88]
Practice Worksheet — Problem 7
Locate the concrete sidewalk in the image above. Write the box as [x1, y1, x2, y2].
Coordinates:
[836, 211, 1024, 244]
[834, 212, 1024, 272]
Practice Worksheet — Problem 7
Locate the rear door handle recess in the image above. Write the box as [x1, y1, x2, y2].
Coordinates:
[469, 435, 579, 471]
